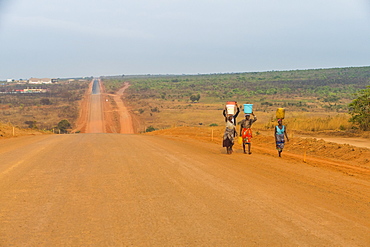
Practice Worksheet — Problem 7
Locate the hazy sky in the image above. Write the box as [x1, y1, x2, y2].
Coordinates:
[0, 0, 369, 79]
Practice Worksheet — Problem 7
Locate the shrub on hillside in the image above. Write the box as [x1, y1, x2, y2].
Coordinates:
[349, 86, 370, 131]
[145, 126, 156, 132]
[57, 119, 71, 134]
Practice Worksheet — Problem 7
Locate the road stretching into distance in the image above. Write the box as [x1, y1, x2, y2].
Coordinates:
[0, 79, 369, 246]
[85, 79, 104, 133]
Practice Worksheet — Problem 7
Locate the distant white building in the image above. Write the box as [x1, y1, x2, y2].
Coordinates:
[28, 78, 53, 84]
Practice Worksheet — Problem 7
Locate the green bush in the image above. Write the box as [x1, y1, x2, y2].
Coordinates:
[145, 126, 156, 132]
[349, 86, 370, 131]
[57, 119, 71, 133]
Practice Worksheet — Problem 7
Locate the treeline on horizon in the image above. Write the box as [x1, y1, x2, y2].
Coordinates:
[102, 66, 370, 112]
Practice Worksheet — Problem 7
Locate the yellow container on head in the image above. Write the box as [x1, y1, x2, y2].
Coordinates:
[276, 108, 285, 119]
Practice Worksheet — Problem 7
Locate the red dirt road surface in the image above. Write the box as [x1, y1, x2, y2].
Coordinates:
[0, 80, 369, 246]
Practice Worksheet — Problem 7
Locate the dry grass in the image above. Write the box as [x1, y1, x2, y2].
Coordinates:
[260, 112, 352, 132]
[284, 114, 352, 132]
[0, 81, 88, 130]
[126, 96, 358, 135]
[127, 98, 226, 132]
[0, 103, 79, 131]
[0, 122, 50, 138]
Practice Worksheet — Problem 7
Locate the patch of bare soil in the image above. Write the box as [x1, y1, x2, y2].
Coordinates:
[293, 131, 370, 149]
[295, 129, 370, 138]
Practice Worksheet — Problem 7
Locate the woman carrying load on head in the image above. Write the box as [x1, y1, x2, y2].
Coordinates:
[223, 103, 240, 126]
[223, 115, 237, 154]
[240, 112, 257, 154]
[275, 119, 289, 157]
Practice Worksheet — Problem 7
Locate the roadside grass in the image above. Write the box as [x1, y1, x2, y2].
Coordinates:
[0, 104, 79, 130]
[0, 122, 50, 138]
[126, 94, 354, 134]
[280, 113, 352, 132]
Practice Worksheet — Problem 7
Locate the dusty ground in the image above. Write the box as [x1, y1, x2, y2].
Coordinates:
[146, 127, 370, 179]
[0, 80, 369, 246]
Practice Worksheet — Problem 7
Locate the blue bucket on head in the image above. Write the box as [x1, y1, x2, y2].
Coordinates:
[243, 104, 253, 114]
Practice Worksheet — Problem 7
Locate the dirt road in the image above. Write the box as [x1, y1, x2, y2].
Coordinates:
[0, 81, 369, 246]
[76, 79, 134, 134]
[110, 83, 134, 134]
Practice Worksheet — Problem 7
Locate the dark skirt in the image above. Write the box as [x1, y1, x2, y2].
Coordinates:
[223, 137, 233, 147]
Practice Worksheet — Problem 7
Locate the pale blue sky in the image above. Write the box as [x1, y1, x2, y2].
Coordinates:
[0, 0, 369, 80]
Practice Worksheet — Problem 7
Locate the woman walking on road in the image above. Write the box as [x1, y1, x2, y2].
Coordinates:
[275, 119, 289, 157]
[223, 103, 240, 126]
[223, 115, 237, 154]
[240, 113, 257, 154]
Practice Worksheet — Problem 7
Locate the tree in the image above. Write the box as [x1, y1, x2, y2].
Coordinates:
[57, 119, 71, 133]
[348, 86, 370, 131]
[145, 126, 156, 132]
[40, 98, 52, 105]
[25, 120, 37, 129]
[190, 94, 200, 103]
